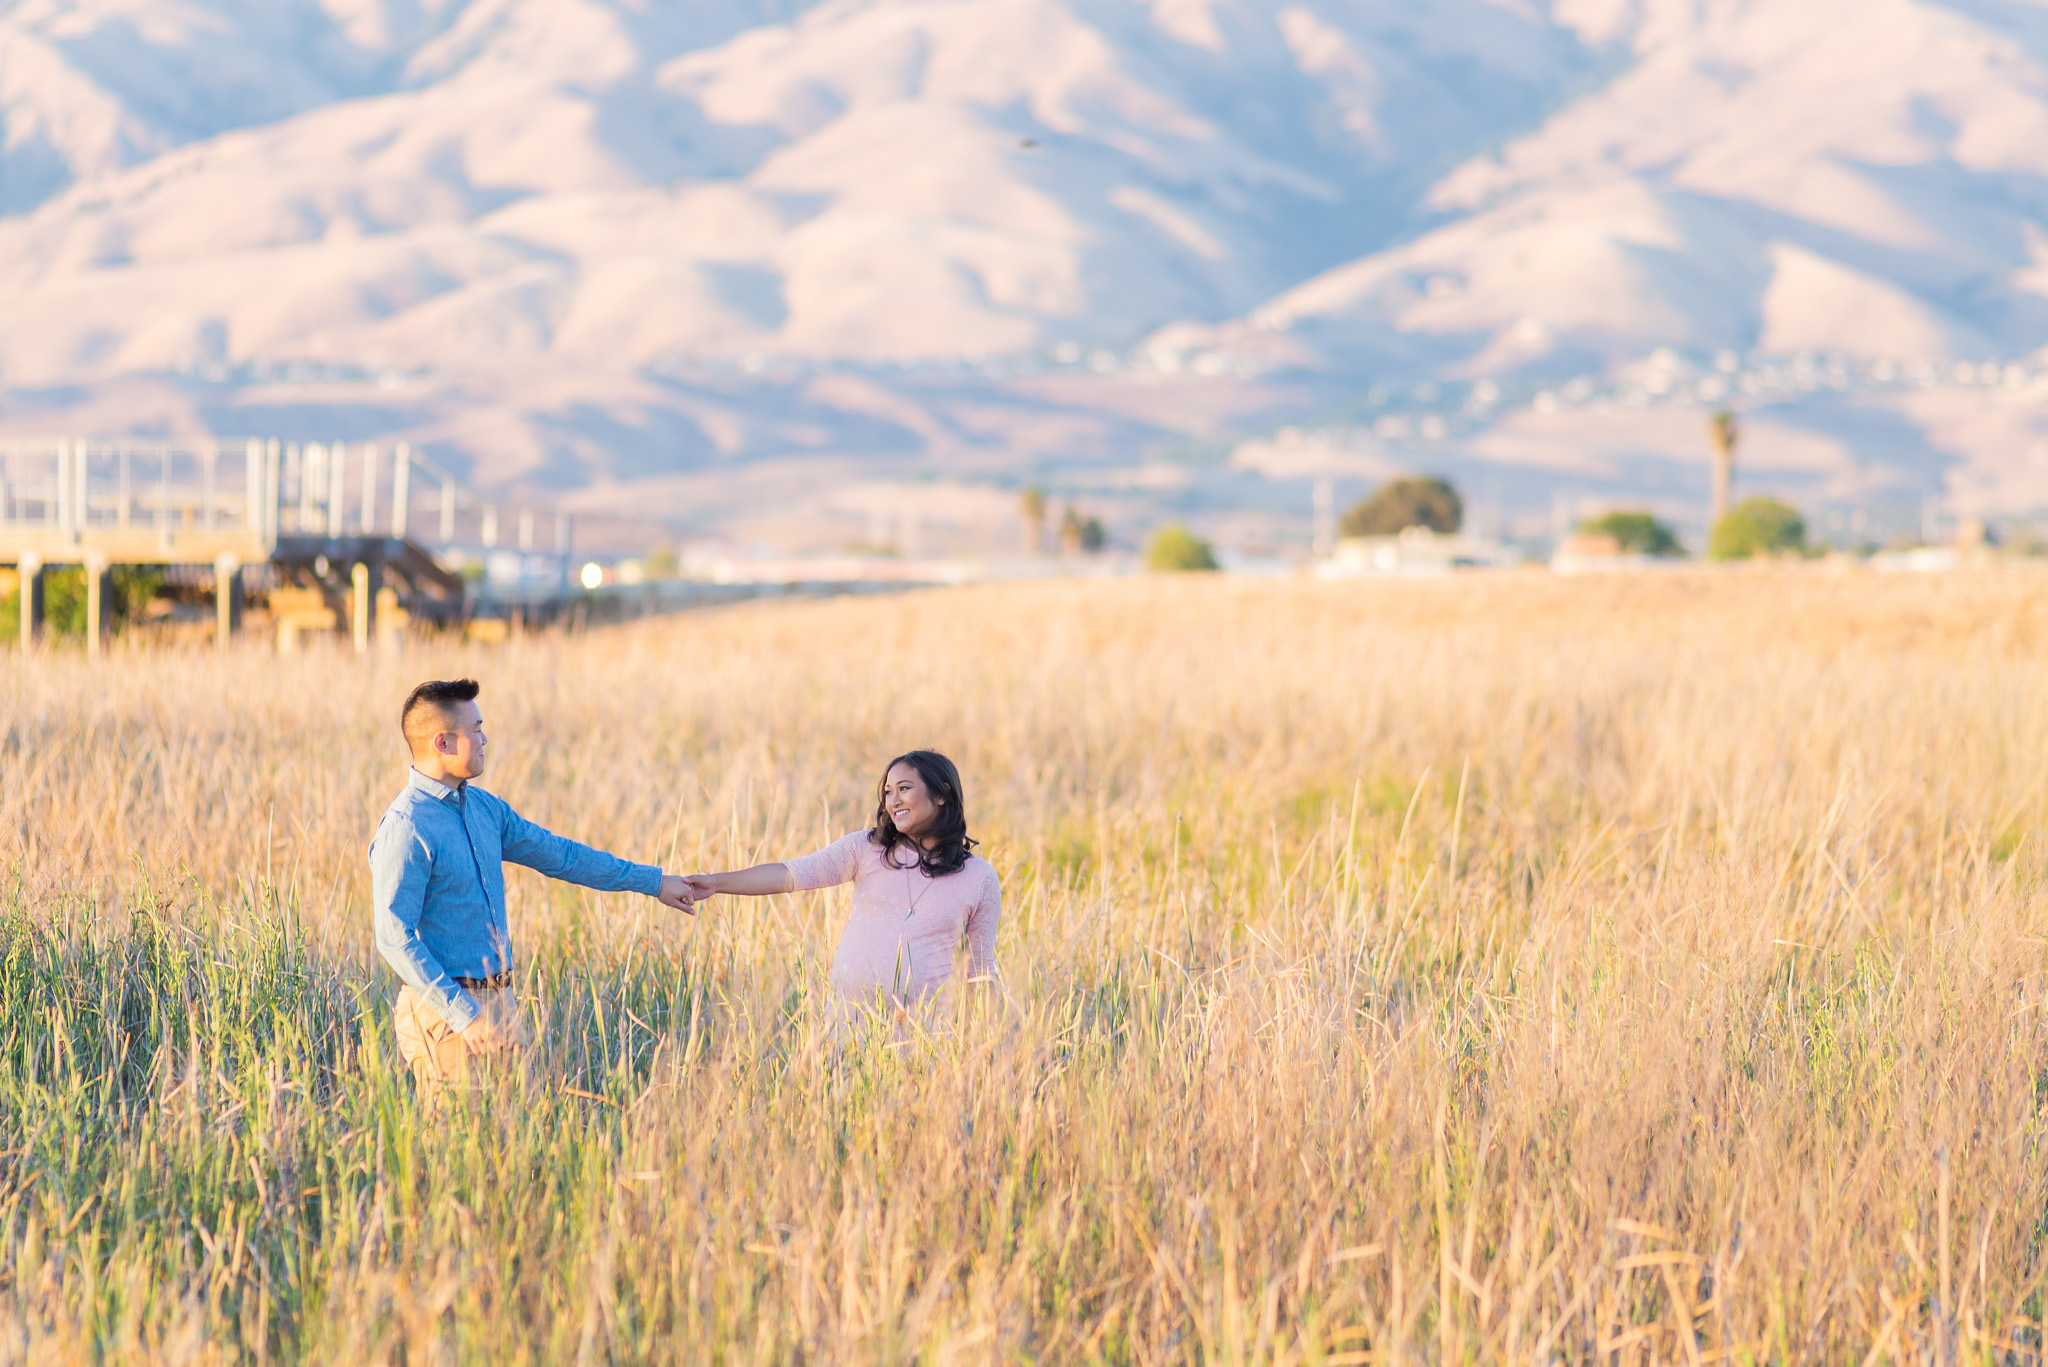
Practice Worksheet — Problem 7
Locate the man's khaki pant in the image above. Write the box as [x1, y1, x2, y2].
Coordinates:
[393, 985, 532, 1090]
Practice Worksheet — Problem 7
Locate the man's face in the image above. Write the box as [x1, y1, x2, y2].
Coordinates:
[434, 700, 488, 780]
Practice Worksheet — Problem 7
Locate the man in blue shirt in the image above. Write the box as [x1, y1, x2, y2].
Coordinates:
[370, 677, 697, 1088]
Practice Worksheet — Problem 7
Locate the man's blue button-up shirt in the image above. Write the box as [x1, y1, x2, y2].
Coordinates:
[369, 768, 662, 1029]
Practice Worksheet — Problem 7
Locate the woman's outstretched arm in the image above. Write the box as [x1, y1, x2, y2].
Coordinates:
[684, 864, 794, 899]
[694, 832, 864, 901]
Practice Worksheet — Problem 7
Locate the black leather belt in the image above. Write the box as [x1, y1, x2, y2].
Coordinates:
[454, 971, 513, 991]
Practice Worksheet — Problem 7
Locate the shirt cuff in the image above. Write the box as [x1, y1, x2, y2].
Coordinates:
[435, 987, 482, 1032]
[630, 863, 664, 897]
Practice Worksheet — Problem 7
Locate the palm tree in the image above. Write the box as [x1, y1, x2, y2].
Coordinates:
[1709, 411, 1739, 530]
[1019, 488, 1047, 556]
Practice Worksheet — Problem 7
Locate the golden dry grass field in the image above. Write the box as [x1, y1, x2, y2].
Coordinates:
[4, 568, 2048, 1365]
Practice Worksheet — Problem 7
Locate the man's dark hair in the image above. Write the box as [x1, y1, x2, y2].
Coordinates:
[868, 750, 976, 876]
[401, 679, 480, 754]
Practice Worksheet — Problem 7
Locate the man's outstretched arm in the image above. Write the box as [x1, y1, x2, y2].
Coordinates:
[494, 797, 697, 912]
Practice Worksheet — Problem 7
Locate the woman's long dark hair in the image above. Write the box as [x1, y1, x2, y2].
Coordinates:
[868, 750, 976, 876]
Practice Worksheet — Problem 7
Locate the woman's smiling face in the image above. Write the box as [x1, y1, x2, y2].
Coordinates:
[884, 762, 941, 841]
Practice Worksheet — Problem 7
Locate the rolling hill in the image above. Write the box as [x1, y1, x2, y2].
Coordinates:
[4, 0, 2048, 549]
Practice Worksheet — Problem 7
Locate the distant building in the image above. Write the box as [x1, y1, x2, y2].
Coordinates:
[1549, 533, 1683, 575]
[1317, 526, 1518, 578]
[1870, 546, 1961, 574]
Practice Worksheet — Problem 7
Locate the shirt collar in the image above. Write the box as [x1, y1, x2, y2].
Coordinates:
[407, 767, 463, 802]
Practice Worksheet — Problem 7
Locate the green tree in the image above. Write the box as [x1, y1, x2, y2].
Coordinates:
[42, 569, 88, 634]
[1060, 504, 1107, 554]
[1709, 497, 1806, 561]
[1581, 510, 1683, 557]
[1340, 476, 1462, 537]
[1144, 525, 1219, 572]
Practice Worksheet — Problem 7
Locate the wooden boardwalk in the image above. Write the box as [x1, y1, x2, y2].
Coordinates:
[0, 439, 506, 652]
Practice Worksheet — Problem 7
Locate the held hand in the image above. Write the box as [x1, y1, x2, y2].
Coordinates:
[457, 1011, 515, 1056]
[657, 874, 699, 915]
[681, 874, 719, 904]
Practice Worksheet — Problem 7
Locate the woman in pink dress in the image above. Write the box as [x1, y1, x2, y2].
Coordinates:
[683, 751, 1001, 1019]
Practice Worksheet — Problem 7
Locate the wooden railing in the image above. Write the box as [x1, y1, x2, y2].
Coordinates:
[0, 438, 480, 553]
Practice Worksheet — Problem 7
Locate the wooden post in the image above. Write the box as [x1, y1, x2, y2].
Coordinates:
[17, 553, 40, 653]
[84, 551, 109, 658]
[391, 444, 411, 540]
[215, 553, 242, 650]
[351, 562, 371, 655]
[376, 585, 402, 652]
